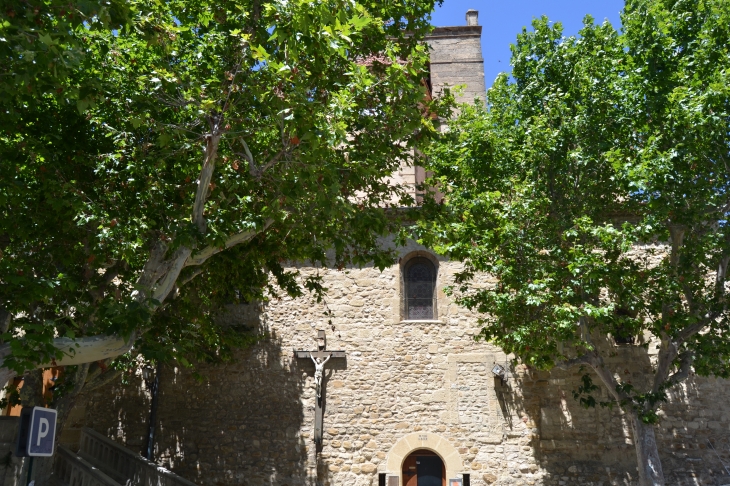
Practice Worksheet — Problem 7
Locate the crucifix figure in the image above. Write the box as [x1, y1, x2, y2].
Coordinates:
[310, 354, 331, 398]
[294, 330, 346, 447]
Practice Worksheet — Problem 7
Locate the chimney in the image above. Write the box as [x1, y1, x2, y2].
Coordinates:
[466, 9, 478, 26]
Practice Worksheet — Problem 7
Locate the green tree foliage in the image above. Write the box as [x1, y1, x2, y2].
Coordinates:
[418, 1, 730, 484]
[0, 0, 132, 105]
[0, 0, 444, 391]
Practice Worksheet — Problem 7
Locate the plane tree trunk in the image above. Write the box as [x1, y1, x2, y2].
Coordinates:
[571, 352, 669, 486]
[629, 411, 665, 486]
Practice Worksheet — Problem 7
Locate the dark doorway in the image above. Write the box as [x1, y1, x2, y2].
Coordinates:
[417, 456, 443, 486]
[402, 449, 445, 486]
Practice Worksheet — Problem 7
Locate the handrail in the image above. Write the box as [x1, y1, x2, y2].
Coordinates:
[79, 428, 199, 486]
[55, 445, 122, 486]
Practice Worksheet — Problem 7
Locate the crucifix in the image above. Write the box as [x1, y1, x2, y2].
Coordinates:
[294, 330, 346, 447]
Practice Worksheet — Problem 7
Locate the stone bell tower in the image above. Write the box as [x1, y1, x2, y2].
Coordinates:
[391, 11, 486, 203]
[427, 9, 486, 104]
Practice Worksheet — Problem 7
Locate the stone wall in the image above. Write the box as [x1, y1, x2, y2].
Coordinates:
[66, 240, 730, 486]
[428, 19, 486, 105]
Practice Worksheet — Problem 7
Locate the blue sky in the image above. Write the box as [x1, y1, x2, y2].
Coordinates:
[431, 0, 624, 88]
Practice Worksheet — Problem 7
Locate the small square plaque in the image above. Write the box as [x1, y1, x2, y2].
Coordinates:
[388, 475, 399, 486]
[449, 479, 463, 486]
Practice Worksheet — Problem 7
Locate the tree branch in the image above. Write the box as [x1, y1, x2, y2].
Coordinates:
[590, 356, 633, 404]
[554, 350, 634, 405]
[184, 220, 273, 267]
[240, 137, 255, 175]
[192, 117, 223, 234]
[177, 268, 205, 288]
[579, 316, 594, 349]
[136, 241, 169, 292]
[84, 359, 106, 384]
[0, 333, 136, 372]
[673, 250, 728, 348]
[83, 368, 123, 393]
[151, 247, 192, 303]
[0, 112, 261, 379]
[67, 363, 91, 399]
[668, 224, 685, 269]
[715, 254, 730, 306]
[239, 138, 287, 180]
[676, 310, 719, 345]
[554, 352, 597, 370]
[652, 336, 678, 394]
[666, 351, 694, 388]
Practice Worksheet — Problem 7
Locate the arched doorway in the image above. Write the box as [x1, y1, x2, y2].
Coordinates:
[385, 433, 463, 481]
[402, 449, 445, 486]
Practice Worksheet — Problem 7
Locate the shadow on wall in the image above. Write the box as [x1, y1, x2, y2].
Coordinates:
[70, 303, 312, 486]
[61, 360, 154, 453]
[65, 303, 730, 486]
[525, 354, 639, 486]
[511, 341, 730, 486]
[657, 374, 730, 486]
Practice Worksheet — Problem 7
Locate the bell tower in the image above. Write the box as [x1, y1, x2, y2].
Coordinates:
[427, 9, 486, 104]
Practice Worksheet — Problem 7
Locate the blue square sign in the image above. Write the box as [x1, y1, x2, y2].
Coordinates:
[28, 407, 57, 457]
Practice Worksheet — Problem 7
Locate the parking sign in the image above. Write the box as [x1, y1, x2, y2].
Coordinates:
[15, 407, 57, 457]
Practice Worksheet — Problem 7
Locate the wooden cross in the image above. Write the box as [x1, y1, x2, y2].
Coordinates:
[294, 330, 346, 446]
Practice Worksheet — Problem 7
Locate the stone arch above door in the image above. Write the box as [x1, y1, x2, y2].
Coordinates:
[384, 433, 463, 480]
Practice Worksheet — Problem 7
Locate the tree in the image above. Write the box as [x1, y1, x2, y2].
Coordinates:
[0, 0, 132, 106]
[417, 1, 730, 484]
[0, 0, 444, 476]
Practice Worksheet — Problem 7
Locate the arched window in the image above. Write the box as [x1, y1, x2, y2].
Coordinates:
[404, 257, 437, 320]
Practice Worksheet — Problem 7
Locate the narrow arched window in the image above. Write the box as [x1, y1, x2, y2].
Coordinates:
[404, 257, 437, 320]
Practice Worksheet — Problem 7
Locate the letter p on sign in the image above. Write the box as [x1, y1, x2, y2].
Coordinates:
[37, 418, 49, 446]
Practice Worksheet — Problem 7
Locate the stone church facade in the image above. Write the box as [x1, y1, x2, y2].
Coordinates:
[65, 11, 730, 486]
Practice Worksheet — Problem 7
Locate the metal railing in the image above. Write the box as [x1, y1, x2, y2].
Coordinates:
[54, 446, 121, 486]
[77, 428, 198, 486]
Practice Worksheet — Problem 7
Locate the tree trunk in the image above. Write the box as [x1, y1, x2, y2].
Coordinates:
[18, 369, 44, 408]
[588, 359, 667, 486]
[629, 411, 665, 486]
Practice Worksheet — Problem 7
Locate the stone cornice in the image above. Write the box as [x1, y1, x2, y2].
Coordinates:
[428, 25, 482, 38]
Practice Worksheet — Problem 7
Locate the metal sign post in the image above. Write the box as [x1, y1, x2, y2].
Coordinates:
[25, 457, 33, 486]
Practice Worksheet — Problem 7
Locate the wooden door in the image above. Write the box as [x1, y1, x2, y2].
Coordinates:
[417, 456, 443, 486]
[401, 449, 445, 486]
